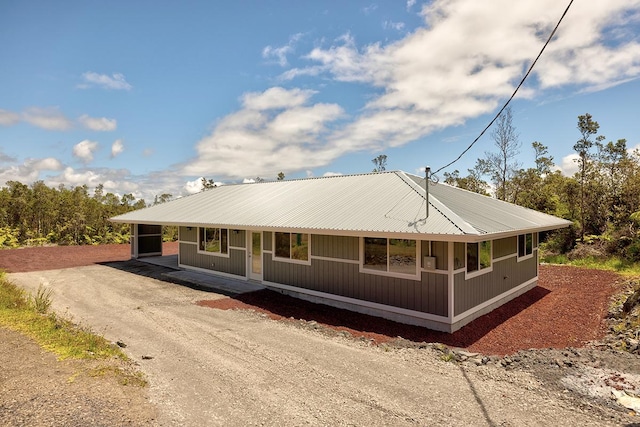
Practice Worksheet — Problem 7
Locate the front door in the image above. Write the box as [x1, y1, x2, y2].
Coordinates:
[248, 231, 262, 281]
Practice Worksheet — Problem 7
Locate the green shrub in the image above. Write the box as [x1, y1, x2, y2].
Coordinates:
[29, 285, 53, 314]
[0, 227, 20, 248]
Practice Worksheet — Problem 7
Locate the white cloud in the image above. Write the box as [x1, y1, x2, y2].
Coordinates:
[111, 139, 124, 158]
[78, 114, 117, 131]
[0, 109, 20, 126]
[73, 140, 99, 163]
[181, 1, 640, 182]
[33, 157, 63, 171]
[406, 0, 416, 10]
[46, 167, 142, 198]
[0, 151, 17, 163]
[183, 177, 224, 194]
[278, 0, 640, 166]
[79, 72, 132, 90]
[363, 4, 378, 15]
[558, 153, 580, 176]
[50, 167, 103, 188]
[0, 157, 63, 184]
[383, 21, 405, 31]
[22, 106, 73, 131]
[183, 87, 344, 178]
[323, 171, 343, 177]
[263, 33, 304, 67]
[184, 177, 204, 194]
[242, 86, 314, 110]
[0, 108, 118, 132]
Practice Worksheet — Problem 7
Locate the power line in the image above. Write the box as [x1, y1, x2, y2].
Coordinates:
[432, 0, 574, 177]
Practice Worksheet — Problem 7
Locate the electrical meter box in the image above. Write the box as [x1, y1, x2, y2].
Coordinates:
[423, 256, 436, 270]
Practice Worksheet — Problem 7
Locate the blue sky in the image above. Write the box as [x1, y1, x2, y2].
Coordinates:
[1, 0, 639, 201]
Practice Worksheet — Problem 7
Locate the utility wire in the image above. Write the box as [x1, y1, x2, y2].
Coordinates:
[432, 0, 574, 177]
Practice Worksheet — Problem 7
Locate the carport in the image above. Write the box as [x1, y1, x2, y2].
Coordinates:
[130, 224, 163, 258]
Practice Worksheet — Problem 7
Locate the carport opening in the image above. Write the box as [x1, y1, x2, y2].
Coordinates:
[131, 224, 163, 258]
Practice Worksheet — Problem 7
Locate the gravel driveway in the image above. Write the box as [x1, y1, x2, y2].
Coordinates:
[8, 261, 628, 426]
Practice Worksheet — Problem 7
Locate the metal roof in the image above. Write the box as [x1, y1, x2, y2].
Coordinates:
[111, 171, 571, 240]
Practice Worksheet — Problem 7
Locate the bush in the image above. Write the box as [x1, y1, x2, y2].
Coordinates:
[0, 227, 20, 248]
[625, 240, 640, 262]
[540, 226, 577, 255]
[566, 242, 607, 261]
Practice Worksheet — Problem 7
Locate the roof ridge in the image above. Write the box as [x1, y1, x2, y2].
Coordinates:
[395, 171, 477, 235]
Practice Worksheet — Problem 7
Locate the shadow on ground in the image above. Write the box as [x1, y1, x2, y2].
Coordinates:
[101, 260, 238, 297]
[104, 259, 551, 350]
[218, 286, 551, 349]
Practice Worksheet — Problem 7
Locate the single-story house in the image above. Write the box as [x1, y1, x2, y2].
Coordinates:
[111, 171, 571, 332]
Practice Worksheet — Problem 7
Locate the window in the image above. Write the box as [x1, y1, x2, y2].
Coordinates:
[363, 238, 417, 276]
[274, 232, 309, 262]
[467, 240, 491, 274]
[518, 233, 533, 258]
[198, 227, 228, 255]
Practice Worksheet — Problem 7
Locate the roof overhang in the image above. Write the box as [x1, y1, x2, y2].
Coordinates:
[112, 218, 572, 243]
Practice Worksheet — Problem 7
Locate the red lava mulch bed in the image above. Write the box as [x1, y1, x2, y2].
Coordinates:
[0, 242, 178, 273]
[0, 244, 621, 355]
[198, 265, 621, 355]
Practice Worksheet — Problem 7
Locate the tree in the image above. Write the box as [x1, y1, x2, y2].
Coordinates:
[372, 154, 387, 172]
[481, 106, 521, 201]
[573, 113, 603, 240]
[153, 193, 173, 205]
[201, 177, 216, 190]
[597, 139, 629, 225]
[277, 172, 285, 181]
[532, 141, 554, 176]
[443, 165, 490, 196]
[121, 193, 136, 207]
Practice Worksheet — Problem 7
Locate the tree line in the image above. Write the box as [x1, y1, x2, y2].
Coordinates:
[442, 109, 640, 262]
[0, 182, 150, 247]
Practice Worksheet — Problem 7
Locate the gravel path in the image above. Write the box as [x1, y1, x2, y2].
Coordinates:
[7, 261, 635, 426]
[0, 243, 621, 355]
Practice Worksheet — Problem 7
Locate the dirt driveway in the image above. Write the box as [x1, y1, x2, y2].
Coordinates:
[7, 260, 635, 426]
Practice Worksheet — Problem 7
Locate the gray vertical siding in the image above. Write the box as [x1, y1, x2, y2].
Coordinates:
[180, 226, 197, 242]
[177, 228, 540, 320]
[263, 233, 448, 317]
[454, 251, 537, 316]
[229, 229, 246, 248]
[263, 231, 272, 251]
[431, 241, 448, 270]
[179, 242, 246, 276]
[312, 235, 359, 259]
[494, 236, 516, 258]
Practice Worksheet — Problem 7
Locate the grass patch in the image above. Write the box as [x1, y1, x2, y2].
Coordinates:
[0, 271, 125, 361]
[88, 365, 148, 387]
[541, 254, 640, 276]
[0, 271, 146, 386]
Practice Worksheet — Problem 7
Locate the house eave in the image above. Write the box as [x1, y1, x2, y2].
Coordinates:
[112, 218, 571, 242]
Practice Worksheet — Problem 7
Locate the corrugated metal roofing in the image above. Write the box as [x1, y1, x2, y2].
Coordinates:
[111, 171, 571, 239]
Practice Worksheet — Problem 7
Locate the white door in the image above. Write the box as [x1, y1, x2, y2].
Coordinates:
[248, 231, 262, 281]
